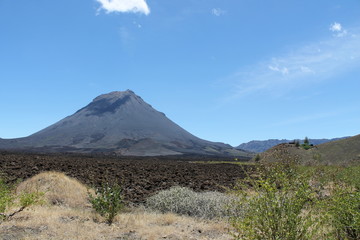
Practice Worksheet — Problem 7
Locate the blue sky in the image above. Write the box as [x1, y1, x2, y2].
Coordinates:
[0, 0, 359, 146]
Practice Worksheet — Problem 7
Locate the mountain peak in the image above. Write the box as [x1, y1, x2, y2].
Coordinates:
[79, 90, 143, 116]
[93, 90, 136, 102]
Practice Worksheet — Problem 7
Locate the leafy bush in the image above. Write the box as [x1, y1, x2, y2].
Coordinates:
[89, 183, 124, 225]
[146, 186, 235, 219]
[328, 186, 360, 240]
[229, 162, 320, 240]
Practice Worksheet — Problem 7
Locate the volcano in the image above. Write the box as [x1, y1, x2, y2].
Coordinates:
[0, 90, 250, 157]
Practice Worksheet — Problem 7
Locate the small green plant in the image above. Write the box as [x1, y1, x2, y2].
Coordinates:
[0, 178, 13, 220]
[313, 153, 322, 162]
[1, 177, 44, 221]
[229, 162, 320, 240]
[19, 191, 44, 208]
[89, 183, 124, 225]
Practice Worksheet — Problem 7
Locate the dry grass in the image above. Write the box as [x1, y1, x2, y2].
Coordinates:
[16, 171, 93, 208]
[1, 171, 231, 240]
[0, 205, 231, 240]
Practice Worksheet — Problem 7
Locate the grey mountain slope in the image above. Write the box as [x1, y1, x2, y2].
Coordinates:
[314, 134, 360, 164]
[237, 137, 348, 153]
[0, 90, 250, 157]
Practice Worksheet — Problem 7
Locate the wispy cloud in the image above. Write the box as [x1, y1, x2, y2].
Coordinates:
[226, 25, 360, 98]
[96, 0, 150, 15]
[272, 106, 358, 127]
[133, 21, 142, 28]
[211, 8, 226, 17]
[119, 27, 131, 45]
[268, 65, 289, 75]
[273, 111, 341, 126]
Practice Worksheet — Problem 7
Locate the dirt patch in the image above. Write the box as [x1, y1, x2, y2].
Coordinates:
[0, 225, 45, 240]
[0, 151, 249, 203]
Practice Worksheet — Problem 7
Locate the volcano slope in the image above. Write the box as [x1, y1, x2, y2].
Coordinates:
[0, 151, 250, 203]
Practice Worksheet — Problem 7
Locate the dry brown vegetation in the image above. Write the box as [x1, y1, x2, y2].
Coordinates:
[1, 171, 232, 240]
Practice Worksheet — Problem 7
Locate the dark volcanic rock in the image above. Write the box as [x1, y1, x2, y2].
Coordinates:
[0, 151, 251, 203]
[0, 90, 250, 157]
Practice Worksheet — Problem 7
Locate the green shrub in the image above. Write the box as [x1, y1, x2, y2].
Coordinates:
[89, 183, 124, 225]
[229, 162, 320, 240]
[0, 178, 13, 218]
[254, 154, 261, 162]
[146, 186, 235, 219]
[301, 136, 312, 150]
[302, 144, 312, 150]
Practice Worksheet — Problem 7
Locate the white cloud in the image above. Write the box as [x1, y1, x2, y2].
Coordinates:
[96, 0, 150, 15]
[329, 22, 347, 37]
[330, 22, 342, 32]
[225, 27, 360, 98]
[211, 8, 226, 17]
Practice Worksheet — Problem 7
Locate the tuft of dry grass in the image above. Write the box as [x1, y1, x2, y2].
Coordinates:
[15, 171, 93, 208]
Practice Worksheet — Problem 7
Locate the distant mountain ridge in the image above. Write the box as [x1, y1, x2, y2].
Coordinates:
[0, 90, 250, 157]
[237, 137, 349, 153]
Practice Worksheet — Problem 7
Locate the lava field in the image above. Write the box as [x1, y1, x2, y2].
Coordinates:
[0, 151, 249, 203]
